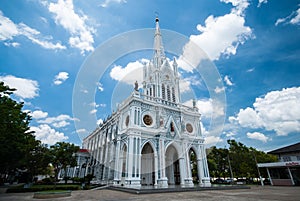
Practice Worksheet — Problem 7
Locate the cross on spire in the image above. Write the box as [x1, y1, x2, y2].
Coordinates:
[153, 15, 165, 66]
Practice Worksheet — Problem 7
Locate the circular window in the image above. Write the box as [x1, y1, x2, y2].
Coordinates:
[186, 123, 193, 133]
[143, 115, 153, 126]
[125, 115, 129, 127]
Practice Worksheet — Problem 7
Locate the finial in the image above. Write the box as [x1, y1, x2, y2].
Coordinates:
[155, 11, 159, 22]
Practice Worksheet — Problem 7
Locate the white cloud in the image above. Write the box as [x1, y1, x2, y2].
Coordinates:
[97, 82, 104, 92]
[230, 87, 300, 136]
[275, 18, 286, 26]
[37, 114, 73, 128]
[246, 67, 255, 72]
[48, 0, 96, 54]
[229, 107, 263, 128]
[247, 132, 269, 143]
[81, 89, 88, 94]
[100, 0, 127, 7]
[31, 110, 48, 119]
[53, 120, 70, 128]
[4, 42, 20, 47]
[0, 75, 39, 99]
[214, 86, 225, 94]
[224, 75, 233, 86]
[179, 75, 203, 93]
[30, 124, 68, 145]
[177, 0, 252, 72]
[220, 0, 249, 15]
[197, 99, 214, 118]
[257, 0, 268, 7]
[90, 102, 99, 108]
[224, 131, 236, 137]
[0, 11, 65, 50]
[179, 79, 192, 93]
[291, 7, 300, 25]
[90, 109, 97, 114]
[184, 98, 225, 119]
[205, 136, 223, 145]
[53, 72, 69, 85]
[275, 6, 300, 26]
[192, 13, 252, 60]
[0, 11, 18, 40]
[97, 119, 103, 125]
[76, 128, 87, 133]
[110, 60, 147, 85]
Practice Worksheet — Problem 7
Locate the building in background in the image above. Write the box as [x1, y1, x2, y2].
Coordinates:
[59, 149, 91, 179]
[258, 142, 300, 186]
[82, 17, 211, 188]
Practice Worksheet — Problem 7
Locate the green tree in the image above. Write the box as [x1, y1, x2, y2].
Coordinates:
[207, 146, 229, 179]
[24, 142, 52, 181]
[50, 142, 79, 184]
[0, 82, 35, 183]
[227, 139, 251, 179]
[227, 139, 278, 181]
[207, 140, 278, 183]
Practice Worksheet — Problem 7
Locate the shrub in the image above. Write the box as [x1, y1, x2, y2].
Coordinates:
[6, 184, 81, 193]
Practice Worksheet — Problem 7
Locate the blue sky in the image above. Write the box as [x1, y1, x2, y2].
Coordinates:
[0, 0, 300, 151]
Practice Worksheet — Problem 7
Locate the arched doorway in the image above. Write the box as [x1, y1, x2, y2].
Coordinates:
[141, 142, 155, 185]
[165, 144, 181, 185]
[189, 148, 199, 184]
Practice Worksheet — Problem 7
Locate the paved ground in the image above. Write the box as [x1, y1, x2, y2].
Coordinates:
[0, 186, 299, 201]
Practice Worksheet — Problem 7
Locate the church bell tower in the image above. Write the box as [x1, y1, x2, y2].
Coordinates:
[142, 17, 181, 104]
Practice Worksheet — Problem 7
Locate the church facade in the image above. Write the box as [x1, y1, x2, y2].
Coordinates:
[82, 17, 211, 188]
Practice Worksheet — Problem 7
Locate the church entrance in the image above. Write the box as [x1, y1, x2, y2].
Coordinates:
[141, 143, 155, 185]
[165, 144, 181, 185]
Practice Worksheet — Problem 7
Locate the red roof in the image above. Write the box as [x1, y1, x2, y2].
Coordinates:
[78, 149, 89, 153]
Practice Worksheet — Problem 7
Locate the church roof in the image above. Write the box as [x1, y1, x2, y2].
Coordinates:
[78, 148, 89, 153]
[268, 142, 300, 155]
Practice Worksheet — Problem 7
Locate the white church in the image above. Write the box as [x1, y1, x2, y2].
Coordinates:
[82, 17, 211, 188]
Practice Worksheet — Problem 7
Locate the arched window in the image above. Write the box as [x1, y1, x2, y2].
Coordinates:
[170, 122, 175, 132]
[172, 87, 175, 102]
[162, 84, 165, 100]
[167, 85, 171, 101]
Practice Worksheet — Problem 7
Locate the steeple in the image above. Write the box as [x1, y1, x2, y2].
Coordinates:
[142, 17, 181, 104]
[153, 16, 165, 67]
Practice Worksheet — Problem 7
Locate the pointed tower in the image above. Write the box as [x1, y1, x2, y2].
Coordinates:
[143, 17, 181, 104]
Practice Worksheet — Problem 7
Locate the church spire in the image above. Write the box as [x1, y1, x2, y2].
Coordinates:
[153, 16, 165, 66]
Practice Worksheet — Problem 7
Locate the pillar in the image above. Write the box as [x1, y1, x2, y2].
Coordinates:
[157, 138, 168, 187]
[113, 139, 121, 184]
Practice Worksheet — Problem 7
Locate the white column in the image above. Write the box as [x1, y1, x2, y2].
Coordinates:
[154, 152, 158, 186]
[157, 139, 168, 187]
[183, 145, 194, 187]
[127, 136, 133, 181]
[179, 157, 185, 185]
[199, 145, 211, 187]
[113, 139, 121, 184]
